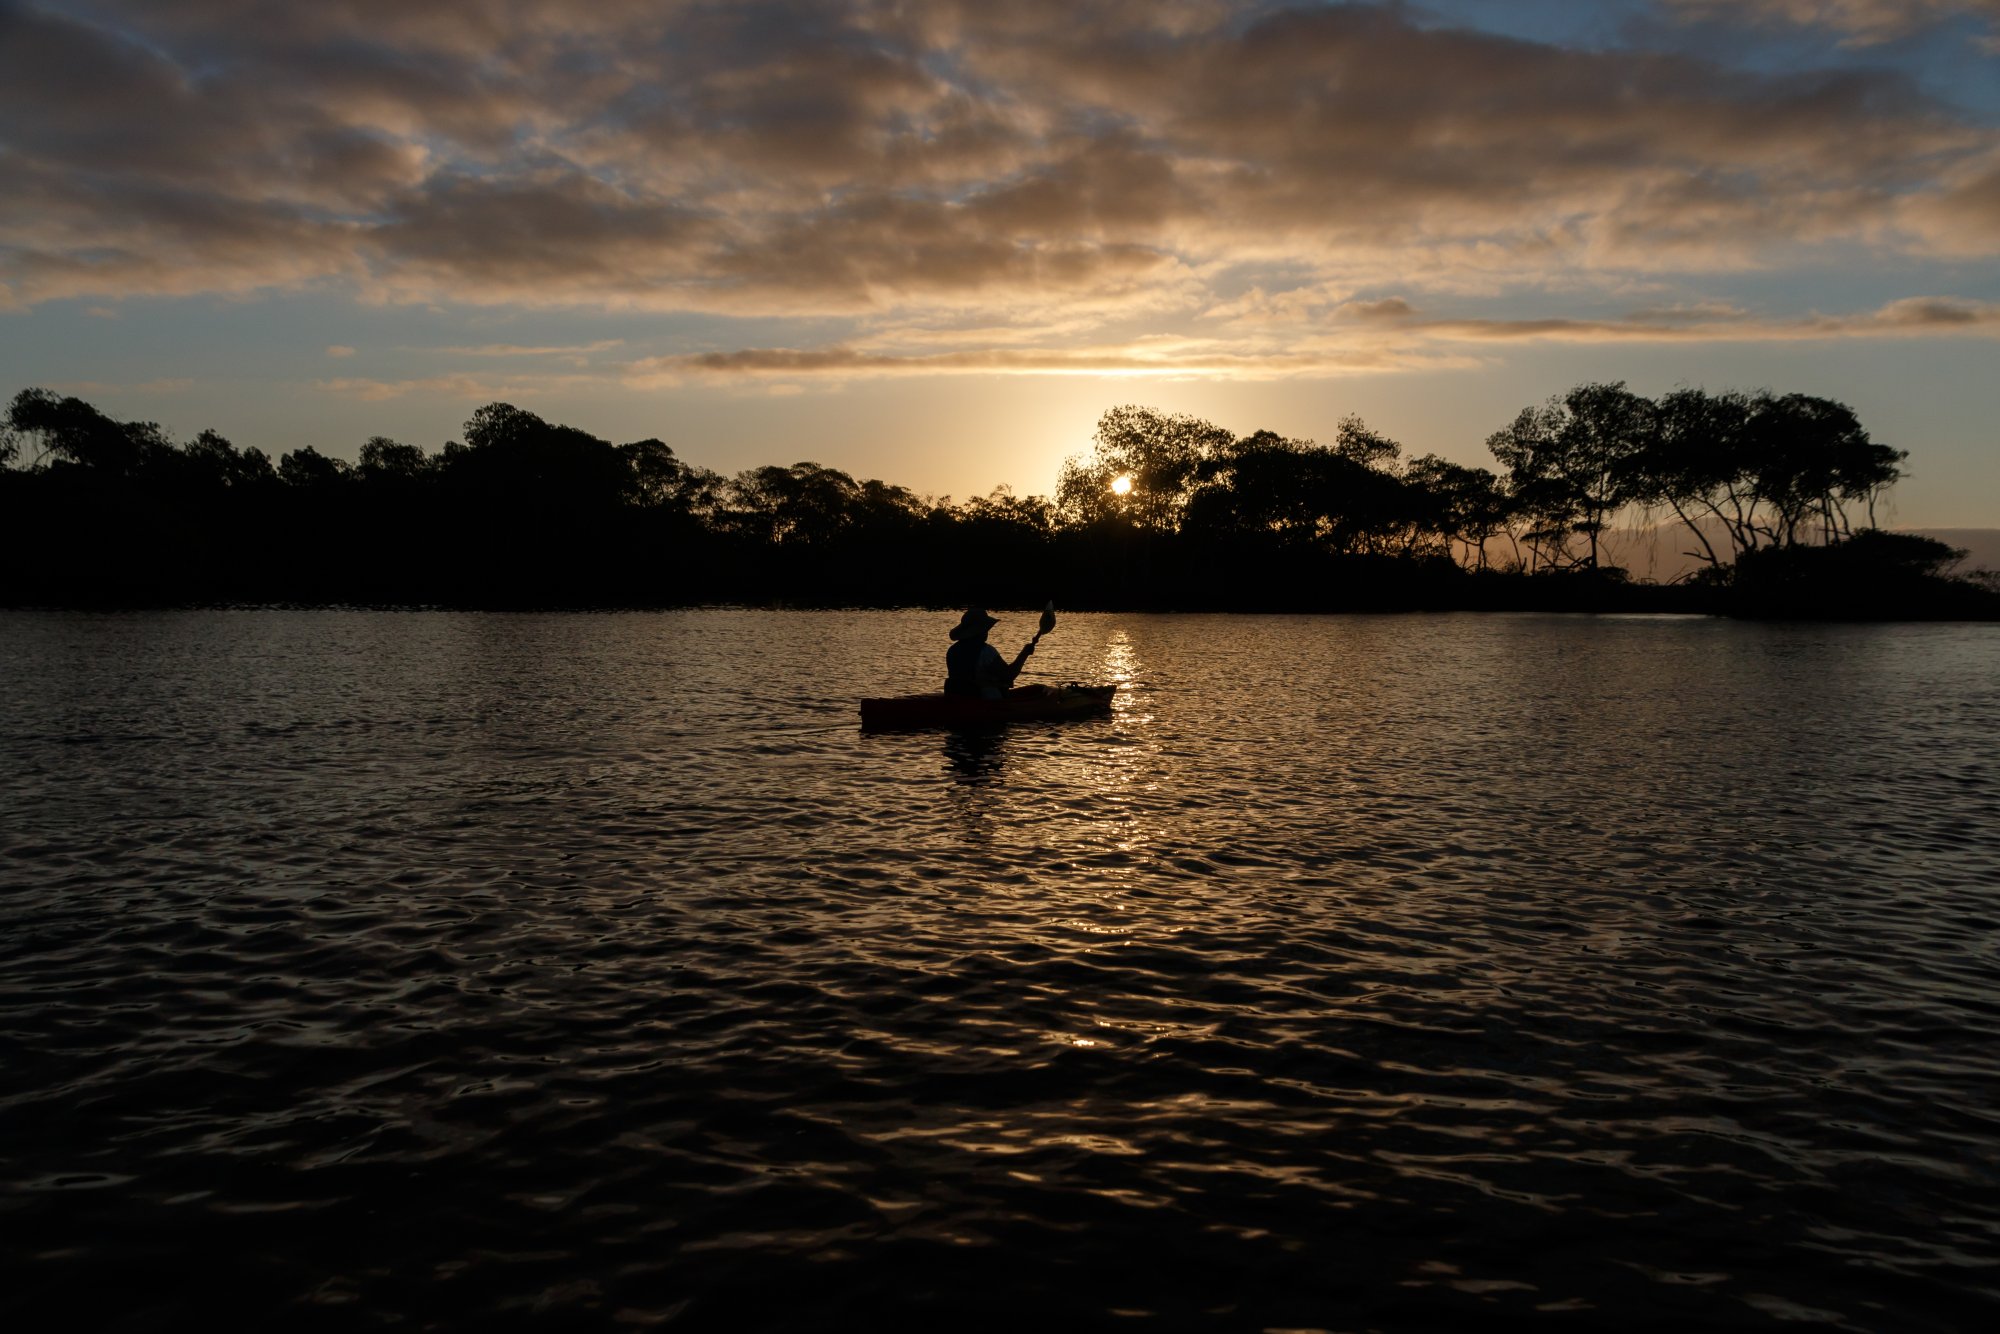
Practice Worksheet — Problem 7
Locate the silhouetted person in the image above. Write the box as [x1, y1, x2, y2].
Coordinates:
[944, 608, 1034, 698]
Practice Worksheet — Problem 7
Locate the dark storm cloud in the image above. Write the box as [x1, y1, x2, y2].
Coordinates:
[2, 0, 1996, 338]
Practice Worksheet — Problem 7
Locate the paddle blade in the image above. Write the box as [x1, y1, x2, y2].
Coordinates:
[1038, 600, 1057, 636]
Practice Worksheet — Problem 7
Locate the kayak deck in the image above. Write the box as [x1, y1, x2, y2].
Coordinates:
[859, 683, 1117, 730]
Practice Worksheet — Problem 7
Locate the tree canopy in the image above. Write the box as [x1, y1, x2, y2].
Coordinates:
[0, 383, 1981, 618]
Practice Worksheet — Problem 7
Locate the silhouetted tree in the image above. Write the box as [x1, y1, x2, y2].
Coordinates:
[1179, 421, 1442, 579]
[1404, 454, 1511, 570]
[1059, 405, 1235, 533]
[727, 462, 866, 547]
[184, 429, 278, 490]
[6, 388, 169, 476]
[853, 477, 932, 532]
[619, 438, 686, 508]
[1639, 387, 1749, 569]
[1745, 393, 1904, 547]
[956, 485, 1055, 537]
[1731, 530, 1981, 618]
[441, 403, 630, 511]
[675, 465, 730, 521]
[1487, 381, 1656, 571]
[278, 446, 351, 489]
[1334, 414, 1401, 471]
[0, 383, 1978, 618]
[1640, 388, 1906, 570]
[1183, 430, 1321, 549]
[357, 436, 430, 483]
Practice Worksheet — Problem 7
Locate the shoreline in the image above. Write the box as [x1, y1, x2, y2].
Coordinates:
[3, 596, 1994, 622]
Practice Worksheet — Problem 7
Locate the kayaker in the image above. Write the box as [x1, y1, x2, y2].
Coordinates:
[944, 608, 1034, 699]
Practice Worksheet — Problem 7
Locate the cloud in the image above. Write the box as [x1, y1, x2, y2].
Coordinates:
[325, 344, 356, 358]
[1366, 295, 2000, 344]
[631, 295, 2000, 383]
[1899, 149, 2000, 253]
[428, 339, 624, 357]
[0, 0, 1995, 356]
[1865, 294, 2000, 326]
[1662, 0, 2000, 46]
[1337, 298, 1419, 321]
[624, 339, 1477, 383]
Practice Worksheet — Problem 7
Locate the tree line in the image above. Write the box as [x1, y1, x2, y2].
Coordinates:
[1061, 388, 1908, 574]
[1, 384, 1988, 616]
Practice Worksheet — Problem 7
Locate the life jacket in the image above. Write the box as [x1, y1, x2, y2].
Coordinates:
[944, 639, 996, 696]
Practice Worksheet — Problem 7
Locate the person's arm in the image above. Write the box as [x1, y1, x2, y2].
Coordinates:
[977, 643, 1023, 690]
[1006, 639, 1035, 682]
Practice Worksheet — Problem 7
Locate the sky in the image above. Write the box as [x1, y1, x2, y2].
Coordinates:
[2, 0, 1997, 525]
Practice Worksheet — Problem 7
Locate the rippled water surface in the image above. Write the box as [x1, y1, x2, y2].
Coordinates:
[4, 609, 1998, 1331]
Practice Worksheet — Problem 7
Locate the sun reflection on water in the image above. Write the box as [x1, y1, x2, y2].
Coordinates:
[1099, 629, 1139, 693]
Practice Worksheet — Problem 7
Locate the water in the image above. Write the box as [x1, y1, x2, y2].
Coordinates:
[2, 609, 1997, 1331]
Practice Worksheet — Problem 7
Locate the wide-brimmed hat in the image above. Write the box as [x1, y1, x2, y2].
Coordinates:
[949, 607, 998, 640]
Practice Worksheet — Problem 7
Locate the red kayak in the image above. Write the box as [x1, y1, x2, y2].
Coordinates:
[860, 683, 1117, 729]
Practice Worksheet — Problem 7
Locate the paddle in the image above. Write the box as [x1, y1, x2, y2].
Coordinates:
[1010, 601, 1056, 679]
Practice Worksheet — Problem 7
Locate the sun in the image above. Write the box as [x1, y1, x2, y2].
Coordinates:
[1110, 474, 1133, 496]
